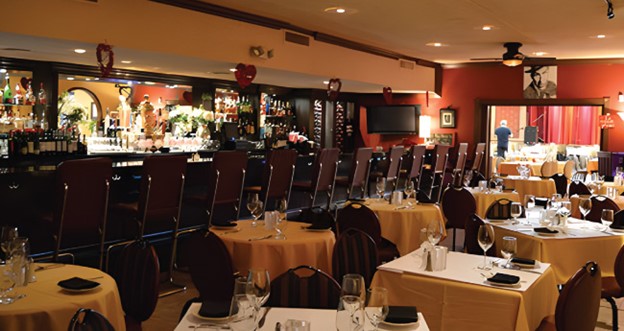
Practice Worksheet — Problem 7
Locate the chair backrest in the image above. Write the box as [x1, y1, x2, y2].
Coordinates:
[586, 195, 620, 222]
[138, 155, 187, 235]
[432, 145, 450, 173]
[187, 230, 236, 303]
[113, 239, 160, 324]
[465, 214, 496, 256]
[386, 146, 404, 181]
[550, 174, 568, 197]
[262, 149, 298, 202]
[407, 145, 426, 180]
[471, 143, 486, 172]
[454, 143, 469, 172]
[598, 151, 612, 177]
[563, 160, 576, 179]
[267, 265, 341, 309]
[540, 160, 558, 178]
[555, 261, 601, 331]
[54, 158, 112, 266]
[485, 198, 513, 220]
[332, 228, 379, 287]
[205, 151, 248, 224]
[347, 147, 373, 193]
[441, 186, 477, 230]
[336, 202, 382, 246]
[568, 180, 591, 196]
[68, 308, 115, 331]
[311, 148, 340, 192]
[613, 243, 624, 290]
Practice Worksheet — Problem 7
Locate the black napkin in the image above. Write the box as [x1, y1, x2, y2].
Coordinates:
[198, 300, 231, 318]
[487, 273, 520, 285]
[300, 207, 335, 229]
[306, 223, 331, 230]
[533, 227, 558, 234]
[534, 198, 549, 209]
[57, 277, 100, 290]
[384, 306, 418, 324]
[212, 221, 237, 227]
[511, 257, 536, 266]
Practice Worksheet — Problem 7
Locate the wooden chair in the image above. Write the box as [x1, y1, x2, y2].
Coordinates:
[585, 195, 620, 223]
[451, 143, 468, 186]
[419, 145, 450, 203]
[267, 265, 341, 309]
[243, 149, 297, 214]
[335, 147, 373, 200]
[292, 148, 340, 209]
[68, 308, 115, 331]
[601, 243, 624, 331]
[332, 228, 379, 287]
[465, 214, 496, 257]
[441, 186, 476, 251]
[563, 159, 576, 180]
[536, 261, 601, 331]
[540, 160, 558, 178]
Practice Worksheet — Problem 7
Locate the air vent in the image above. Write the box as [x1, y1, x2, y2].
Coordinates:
[0, 48, 30, 52]
[284, 31, 310, 46]
[399, 59, 415, 70]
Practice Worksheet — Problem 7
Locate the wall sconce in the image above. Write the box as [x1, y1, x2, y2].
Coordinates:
[250, 46, 274, 59]
[419, 115, 431, 143]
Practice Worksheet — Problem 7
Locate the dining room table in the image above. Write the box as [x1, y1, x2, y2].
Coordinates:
[501, 175, 557, 201]
[371, 251, 558, 331]
[498, 161, 566, 177]
[467, 187, 520, 218]
[211, 220, 336, 280]
[0, 263, 126, 331]
[175, 304, 430, 330]
[489, 215, 624, 283]
[364, 198, 446, 255]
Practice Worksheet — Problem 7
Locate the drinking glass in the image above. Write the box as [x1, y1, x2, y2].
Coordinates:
[550, 193, 562, 209]
[477, 224, 494, 270]
[0, 261, 15, 304]
[336, 274, 365, 331]
[426, 219, 444, 246]
[0, 227, 18, 260]
[246, 268, 270, 329]
[275, 198, 288, 240]
[602, 209, 615, 229]
[251, 201, 264, 225]
[524, 195, 536, 210]
[229, 277, 255, 331]
[376, 177, 386, 201]
[500, 236, 517, 269]
[246, 193, 261, 227]
[579, 198, 592, 220]
[404, 180, 415, 200]
[365, 287, 389, 331]
[510, 202, 522, 224]
[9, 237, 29, 287]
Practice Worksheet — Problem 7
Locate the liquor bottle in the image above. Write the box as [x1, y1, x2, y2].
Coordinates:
[13, 83, 23, 105]
[3, 76, 13, 104]
[24, 82, 35, 105]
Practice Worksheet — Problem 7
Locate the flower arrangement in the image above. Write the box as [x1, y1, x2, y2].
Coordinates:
[168, 105, 214, 137]
[58, 91, 88, 127]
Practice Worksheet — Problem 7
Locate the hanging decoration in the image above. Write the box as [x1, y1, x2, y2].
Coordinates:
[20, 77, 31, 90]
[96, 43, 114, 78]
[382, 87, 393, 104]
[234, 63, 257, 89]
[327, 78, 342, 101]
[182, 91, 193, 104]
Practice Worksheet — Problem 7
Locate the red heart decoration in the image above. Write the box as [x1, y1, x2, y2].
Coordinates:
[383, 87, 393, 104]
[327, 78, 342, 101]
[182, 91, 193, 104]
[234, 63, 257, 89]
[20, 77, 31, 90]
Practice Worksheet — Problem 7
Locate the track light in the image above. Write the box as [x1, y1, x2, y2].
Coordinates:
[606, 0, 615, 19]
[250, 46, 274, 59]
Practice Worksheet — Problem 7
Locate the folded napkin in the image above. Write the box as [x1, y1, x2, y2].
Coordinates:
[511, 257, 536, 266]
[198, 300, 231, 318]
[487, 273, 520, 285]
[385, 306, 418, 324]
[57, 277, 100, 290]
[533, 227, 558, 234]
[534, 198, 549, 208]
[300, 207, 335, 229]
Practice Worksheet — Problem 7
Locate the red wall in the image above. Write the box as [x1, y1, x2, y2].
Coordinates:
[358, 63, 624, 152]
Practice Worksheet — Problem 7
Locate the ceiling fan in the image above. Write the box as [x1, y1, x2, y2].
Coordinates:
[470, 42, 555, 66]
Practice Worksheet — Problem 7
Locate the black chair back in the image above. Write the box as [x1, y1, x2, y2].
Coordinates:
[267, 265, 341, 309]
[332, 228, 379, 287]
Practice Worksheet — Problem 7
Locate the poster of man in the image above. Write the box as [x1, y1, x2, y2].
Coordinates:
[523, 65, 557, 99]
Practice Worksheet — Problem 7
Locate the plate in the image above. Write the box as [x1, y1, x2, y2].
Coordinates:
[379, 320, 420, 328]
[610, 227, 624, 233]
[484, 280, 521, 288]
[191, 311, 231, 322]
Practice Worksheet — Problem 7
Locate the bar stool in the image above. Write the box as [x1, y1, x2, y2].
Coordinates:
[292, 148, 340, 209]
[243, 149, 297, 214]
[334, 147, 373, 200]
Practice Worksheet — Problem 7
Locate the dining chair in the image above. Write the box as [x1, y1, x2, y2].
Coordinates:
[441, 186, 476, 251]
[550, 174, 568, 197]
[464, 214, 496, 257]
[540, 160, 558, 178]
[563, 159, 576, 180]
[536, 261, 601, 331]
[368, 145, 404, 195]
[418, 145, 450, 203]
[404, 145, 426, 191]
[336, 202, 400, 263]
[451, 142, 469, 186]
[68, 308, 115, 331]
[568, 180, 591, 196]
[334, 147, 373, 200]
[484, 198, 514, 220]
[267, 265, 341, 309]
[243, 149, 297, 214]
[585, 195, 620, 223]
[464, 143, 486, 187]
[598, 151, 613, 180]
[112, 239, 160, 331]
[292, 148, 340, 209]
[571, 171, 588, 183]
[601, 244, 624, 331]
[332, 228, 379, 287]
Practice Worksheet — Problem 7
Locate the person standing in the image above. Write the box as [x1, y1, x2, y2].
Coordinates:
[495, 120, 513, 158]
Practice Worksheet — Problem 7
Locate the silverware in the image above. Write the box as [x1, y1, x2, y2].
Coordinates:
[222, 229, 241, 235]
[248, 235, 273, 241]
[189, 323, 230, 330]
[35, 264, 64, 272]
[258, 307, 271, 328]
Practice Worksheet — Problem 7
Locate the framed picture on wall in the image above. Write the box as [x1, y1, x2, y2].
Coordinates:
[440, 108, 456, 128]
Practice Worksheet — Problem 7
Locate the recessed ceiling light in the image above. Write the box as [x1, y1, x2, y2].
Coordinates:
[597, 34, 606, 39]
[324, 6, 348, 14]
[74, 49, 86, 54]
[121, 60, 132, 64]
[533, 52, 548, 56]
[0, 69, 6, 74]
[481, 25, 493, 31]
[67, 77, 75, 81]
[426, 42, 446, 47]
[229, 68, 237, 72]
[323, 81, 330, 84]
[336, 8, 346, 13]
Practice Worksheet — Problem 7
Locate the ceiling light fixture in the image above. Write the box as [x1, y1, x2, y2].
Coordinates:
[597, 34, 606, 39]
[324, 6, 347, 14]
[502, 42, 525, 67]
[336, 8, 346, 13]
[0, 69, 6, 74]
[74, 49, 86, 54]
[250, 46, 274, 59]
[121, 60, 132, 64]
[606, 0, 615, 19]
[229, 68, 237, 72]
[482, 25, 493, 31]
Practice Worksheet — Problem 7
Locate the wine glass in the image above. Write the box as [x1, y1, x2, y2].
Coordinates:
[404, 180, 415, 200]
[477, 224, 494, 270]
[522, 194, 536, 225]
[376, 177, 386, 202]
[510, 202, 522, 224]
[0, 227, 18, 260]
[274, 198, 288, 240]
[550, 193, 562, 209]
[579, 198, 592, 220]
[602, 209, 615, 229]
[0, 260, 15, 304]
[426, 219, 444, 246]
[501, 236, 517, 269]
[336, 274, 365, 331]
[365, 287, 389, 331]
[246, 193, 261, 227]
[246, 269, 270, 329]
[229, 277, 255, 331]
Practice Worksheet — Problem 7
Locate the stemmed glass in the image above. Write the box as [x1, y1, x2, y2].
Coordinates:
[0, 227, 18, 260]
[246, 193, 262, 227]
[550, 194, 562, 210]
[404, 180, 415, 200]
[510, 202, 522, 225]
[426, 219, 444, 246]
[229, 277, 255, 331]
[500, 236, 517, 269]
[523, 195, 536, 225]
[477, 224, 494, 270]
[336, 274, 365, 331]
[274, 198, 288, 240]
[579, 198, 592, 220]
[376, 177, 386, 202]
[602, 209, 615, 230]
[246, 269, 270, 330]
[0, 260, 15, 304]
[365, 287, 389, 331]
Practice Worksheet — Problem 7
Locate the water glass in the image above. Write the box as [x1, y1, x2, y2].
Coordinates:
[337, 274, 365, 331]
[510, 202, 522, 223]
[602, 209, 615, 228]
[550, 194, 562, 209]
[404, 180, 415, 200]
[0, 261, 15, 304]
[426, 219, 444, 246]
[275, 198, 288, 240]
[478, 180, 488, 192]
[477, 224, 494, 270]
[579, 198, 592, 220]
[9, 237, 29, 287]
[365, 287, 389, 331]
[229, 278, 256, 331]
[501, 236, 517, 269]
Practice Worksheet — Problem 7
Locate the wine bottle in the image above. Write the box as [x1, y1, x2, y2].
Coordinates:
[3, 76, 13, 104]
[37, 83, 47, 105]
[24, 82, 35, 105]
[13, 83, 22, 105]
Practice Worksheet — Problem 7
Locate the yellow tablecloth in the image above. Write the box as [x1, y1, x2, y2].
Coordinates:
[214, 220, 335, 280]
[366, 199, 446, 255]
[468, 188, 520, 218]
[498, 161, 565, 177]
[588, 159, 598, 173]
[0, 264, 126, 331]
[372, 255, 558, 331]
[569, 195, 624, 218]
[598, 182, 624, 195]
[502, 176, 556, 201]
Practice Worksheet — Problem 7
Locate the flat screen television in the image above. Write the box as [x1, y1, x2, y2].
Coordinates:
[366, 105, 420, 134]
